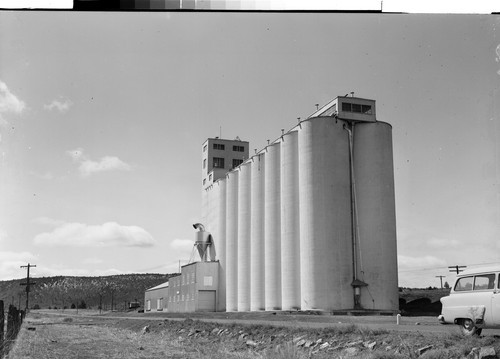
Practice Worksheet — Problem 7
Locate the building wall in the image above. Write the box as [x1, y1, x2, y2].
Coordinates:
[162, 261, 219, 313]
[145, 285, 169, 312]
[201, 97, 398, 312]
[202, 138, 249, 189]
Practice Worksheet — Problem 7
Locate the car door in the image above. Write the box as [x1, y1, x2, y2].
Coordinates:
[492, 273, 500, 327]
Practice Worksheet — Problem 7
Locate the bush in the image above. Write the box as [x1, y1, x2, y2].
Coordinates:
[32, 304, 40, 310]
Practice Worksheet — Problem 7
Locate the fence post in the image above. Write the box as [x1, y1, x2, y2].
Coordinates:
[0, 300, 4, 357]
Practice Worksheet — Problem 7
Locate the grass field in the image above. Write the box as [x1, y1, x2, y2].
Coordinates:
[5, 310, 500, 359]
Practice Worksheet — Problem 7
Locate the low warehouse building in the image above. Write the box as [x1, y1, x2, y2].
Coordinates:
[145, 261, 219, 313]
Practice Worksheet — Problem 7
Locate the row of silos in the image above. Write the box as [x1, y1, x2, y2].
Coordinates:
[202, 116, 398, 312]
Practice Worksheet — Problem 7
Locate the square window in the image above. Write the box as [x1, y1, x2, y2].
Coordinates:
[233, 145, 244, 152]
[352, 104, 362, 113]
[362, 105, 372, 114]
[213, 144, 225, 150]
[342, 102, 352, 112]
[474, 274, 495, 290]
[213, 157, 225, 168]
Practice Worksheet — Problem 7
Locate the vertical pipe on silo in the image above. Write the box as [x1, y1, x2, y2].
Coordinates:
[216, 180, 227, 312]
[298, 117, 353, 311]
[353, 122, 398, 311]
[264, 142, 282, 310]
[237, 162, 251, 311]
[225, 171, 239, 312]
[250, 154, 265, 311]
[280, 130, 300, 310]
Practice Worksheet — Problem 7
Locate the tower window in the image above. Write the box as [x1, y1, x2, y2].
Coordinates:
[203, 159, 206, 169]
[213, 144, 225, 150]
[352, 104, 362, 113]
[362, 105, 372, 114]
[232, 159, 243, 169]
[203, 144, 207, 152]
[342, 102, 352, 112]
[233, 145, 244, 152]
[213, 157, 225, 168]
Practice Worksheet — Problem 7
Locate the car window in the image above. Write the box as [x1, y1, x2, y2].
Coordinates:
[455, 276, 473, 291]
[473, 274, 495, 290]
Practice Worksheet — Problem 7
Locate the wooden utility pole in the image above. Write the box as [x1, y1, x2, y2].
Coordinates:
[435, 275, 445, 289]
[20, 263, 36, 311]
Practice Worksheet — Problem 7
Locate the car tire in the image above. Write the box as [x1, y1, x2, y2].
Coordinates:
[459, 318, 481, 336]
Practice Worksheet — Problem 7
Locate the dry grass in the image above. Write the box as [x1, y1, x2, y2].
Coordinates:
[6, 312, 500, 359]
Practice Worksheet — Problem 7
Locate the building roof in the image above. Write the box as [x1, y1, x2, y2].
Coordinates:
[145, 281, 169, 292]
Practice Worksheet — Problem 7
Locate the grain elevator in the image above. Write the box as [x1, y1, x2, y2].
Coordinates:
[199, 95, 398, 313]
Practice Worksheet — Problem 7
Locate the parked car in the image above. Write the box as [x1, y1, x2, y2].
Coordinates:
[439, 265, 500, 335]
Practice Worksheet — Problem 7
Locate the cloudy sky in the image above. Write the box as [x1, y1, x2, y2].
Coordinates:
[0, 10, 499, 288]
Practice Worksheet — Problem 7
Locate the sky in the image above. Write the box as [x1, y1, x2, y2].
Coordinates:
[0, 10, 499, 288]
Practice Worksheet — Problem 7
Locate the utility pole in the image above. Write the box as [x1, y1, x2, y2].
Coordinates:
[435, 275, 446, 289]
[448, 265, 466, 274]
[20, 263, 36, 312]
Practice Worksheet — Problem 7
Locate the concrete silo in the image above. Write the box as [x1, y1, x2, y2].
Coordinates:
[250, 153, 266, 311]
[237, 162, 252, 311]
[214, 180, 227, 312]
[353, 121, 398, 311]
[225, 170, 239, 312]
[298, 117, 353, 311]
[280, 130, 301, 310]
[264, 142, 282, 310]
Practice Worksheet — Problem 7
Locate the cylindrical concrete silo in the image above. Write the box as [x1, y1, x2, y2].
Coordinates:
[250, 153, 265, 311]
[353, 121, 398, 311]
[237, 162, 251, 311]
[298, 117, 353, 311]
[280, 130, 301, 310]
[225, 170, 239, 312]
[216, 180, 227, 312]
[264, 142, 282, 310]
[201, 187, 209, 232]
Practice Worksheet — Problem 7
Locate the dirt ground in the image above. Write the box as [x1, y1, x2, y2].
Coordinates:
[6, 310, 500, 359]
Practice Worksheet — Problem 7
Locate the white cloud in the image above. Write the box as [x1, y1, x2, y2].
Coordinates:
[0, 80, 25, 124]
[44, 98, 73, 113]
[66, 148, 132, 177]
[0, 251, 37, 280]
[33, 221, 155, 248]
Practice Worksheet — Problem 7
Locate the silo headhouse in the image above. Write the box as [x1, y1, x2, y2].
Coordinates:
[146, 95, 398, 313]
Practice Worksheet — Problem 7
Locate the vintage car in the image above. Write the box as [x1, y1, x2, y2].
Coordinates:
[438, 266, 500, 335]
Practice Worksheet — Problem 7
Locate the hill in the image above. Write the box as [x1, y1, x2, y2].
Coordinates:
[0, 273, 176, 310]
